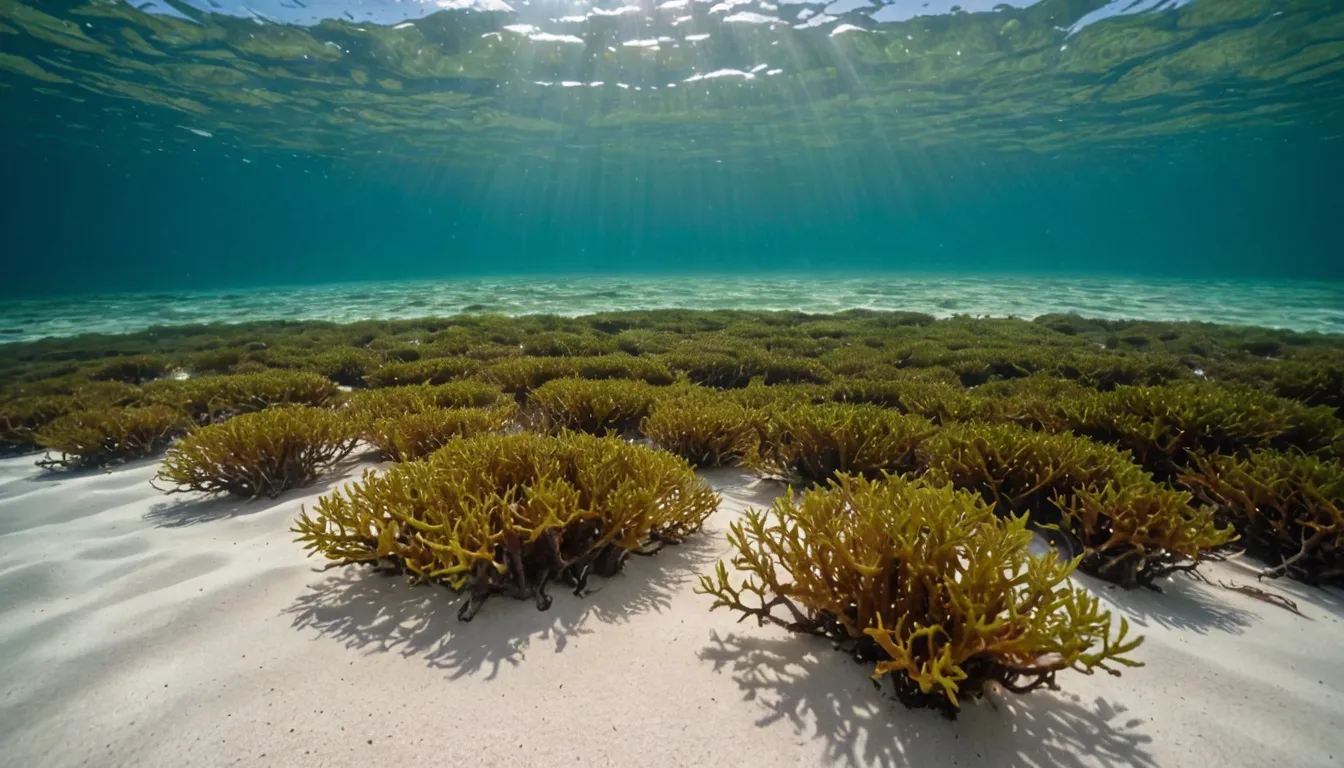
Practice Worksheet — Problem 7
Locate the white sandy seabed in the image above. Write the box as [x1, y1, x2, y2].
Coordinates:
[1, 453, 1342, 768]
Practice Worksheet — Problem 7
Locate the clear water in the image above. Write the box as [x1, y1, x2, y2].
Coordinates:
[2, 0, 1343, 317]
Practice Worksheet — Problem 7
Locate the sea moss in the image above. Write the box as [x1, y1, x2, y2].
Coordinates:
[479, 357, 579, 395]
[827, 378, 976, 424]
[698, 472, 1143, 718]
[365, 404, 518, 462]
[920, 422, 1233, 587]
[1, 395, 79, 450]
[344, 381, 506, 424]
[528, 378, 659, 435]
[88, 355, 174, 384]
[294, 432, 717, 620]
[749, 402, 937, 485]
[1065, 382, 1341, 477]
[642, 394, 761, 467]
[308, 348, 378, 387]
[364, 357, 479, 388]
[155, 406, 358, 498]
[1181, 450, 1343, 584]
[35, 405, 191, 470]
[143, 370, 340, 424]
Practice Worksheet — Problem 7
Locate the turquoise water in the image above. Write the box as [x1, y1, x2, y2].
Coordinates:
[2, 276, 1342, 343]
[2, 0, 1343, 316]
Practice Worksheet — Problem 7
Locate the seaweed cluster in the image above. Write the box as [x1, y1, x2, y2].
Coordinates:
[155, 406, 358, 498]
[698, 473, 1142, 718]
[2, 308, 1342, 713]
[35, 405, 191, 470]
[294, 432, 717, 620]
[1182, 451, 1343, 584]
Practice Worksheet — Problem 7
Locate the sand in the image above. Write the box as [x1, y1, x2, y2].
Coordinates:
[4, 276, 1342, 343]
[1, 454, 1342, 768]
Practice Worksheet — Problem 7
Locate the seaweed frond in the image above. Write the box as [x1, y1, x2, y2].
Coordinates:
[749, 402, 936, 485]
[35, 405, 190, 470]
[696, 472, 1143, 717]
[293, 432, 718, 620]
[528, 378, 659, 435]
[155, 406, 358, 498]
[1180, 450, 1343, 584]
[365, 403, 518, 462]
[642, 394, 760, 467]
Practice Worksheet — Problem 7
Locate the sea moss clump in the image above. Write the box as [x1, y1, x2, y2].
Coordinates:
[364, 357, 479, 388]
[143, 370, 340, 424]
[294, 432, 717, 620]
[569, 354, 676, 385]
[344, 381, 506, 423]
[1066, 382, 1341, 477]
[1181, 450, 1344, 584]
[365, 404, 518, 462]
[1, 395, 77, 450]
[920, 422, 1235, 587]
[155, 406, 358, 498]
[528, 378, 659, 435]
[642, 395, 761, 467]
[88, 355, 174, 384]
[827, 378, 976, 424]
[749, 402, 937, 485]
[34, 405, 191, 469]
[698, 472, 1143, 718]
[479, 357, 579, 395]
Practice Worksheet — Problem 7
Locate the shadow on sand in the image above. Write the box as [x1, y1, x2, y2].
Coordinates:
[141, 460, 367, 528]
[698, 630, 1157, 768]
[283, 532, 720, 681]
[1084, 571, 1259, 635]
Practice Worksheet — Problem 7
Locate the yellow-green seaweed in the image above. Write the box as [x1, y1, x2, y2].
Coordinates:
[697, 472, 1143, 718]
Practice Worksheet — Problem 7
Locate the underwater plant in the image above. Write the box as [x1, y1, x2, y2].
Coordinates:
[344, 381, 506, 424]
[641, 395, 761, 467]
[88, 355, 174, 385]
[187, 348, 244, 375]
[1054, 352, 1190, 390]
[1180, 450, 1343, 584]
[919, 422, 1146, 514]
[660, 349, 831, 389]
[479, 356, 580, 395]
[1052, 483, 1237, 588]
[570, 354, 676, 385]
[0, 395, 79, 450]
[307, 348, 378, 387]
[1205, 358, 1344, 413]
[528, 378, 659, 435]
[143, 370, 340, 424]
[697, 472, 1143, 718]
[920, 422, 1233, 587]
[293, 432, 717, 620]
[521, 331, 616, 357]
[364, 357, 479, 388]
[155, 406, 358, 498]
[34, 405, 191, 470]
[969, 375, 1089, 431]
[748, 402, 937, 485]
[827, 378, 977, 424]
[1064, 382, 1341, 476]
[365, 403, 518, 462]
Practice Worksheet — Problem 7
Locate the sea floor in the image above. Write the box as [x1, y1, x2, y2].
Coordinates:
[2, 276, 1342, 343]
[1, 457, 1341, 767]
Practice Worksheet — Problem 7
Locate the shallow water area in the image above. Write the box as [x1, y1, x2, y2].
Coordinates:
[1, 458, 1342, 767]
[3, 276, 1342, 343]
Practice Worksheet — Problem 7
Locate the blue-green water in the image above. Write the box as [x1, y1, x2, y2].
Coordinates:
[2, 0, 1343, 324]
